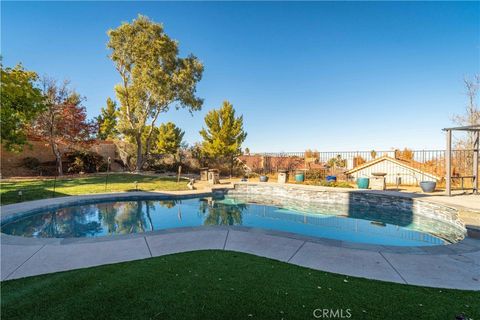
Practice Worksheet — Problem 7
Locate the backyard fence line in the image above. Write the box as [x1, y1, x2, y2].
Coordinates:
[250, 149, 474, 160]
[245, 149, 478, 180]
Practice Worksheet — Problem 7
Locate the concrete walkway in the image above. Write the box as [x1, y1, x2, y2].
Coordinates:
[2, 227, 479, 290]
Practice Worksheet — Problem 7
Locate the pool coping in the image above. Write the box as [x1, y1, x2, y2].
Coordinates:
[1, 184, 479, 290]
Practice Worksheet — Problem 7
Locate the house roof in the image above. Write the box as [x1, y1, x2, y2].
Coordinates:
[345, 156, 441, 180]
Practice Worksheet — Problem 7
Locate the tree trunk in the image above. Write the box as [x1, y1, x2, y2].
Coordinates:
[146, 202, 154, 231]
[173, 152, 180, 171]
[135, 134, 143, 173]
[51, 142, 63, 176]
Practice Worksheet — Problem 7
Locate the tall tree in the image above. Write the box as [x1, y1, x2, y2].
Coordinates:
[0, 63, 45, 151]
[199, 101, 247, 174]
[156, 122, 185, 160]
[32, 78, 94, 175]
[124, 125, 160, 165]
[107, 15, 203, 172]
[96, 98, 118, 140]
[453, 75, 480, 149]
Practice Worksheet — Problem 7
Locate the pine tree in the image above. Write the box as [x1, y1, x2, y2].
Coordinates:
[96, 98, 118, 140]
[156, 122, 185, 161]
[200, 101, 247, 174]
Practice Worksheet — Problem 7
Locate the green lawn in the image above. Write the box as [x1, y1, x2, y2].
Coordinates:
[1, 251, 478, 320]
[0, 173, 188, 205]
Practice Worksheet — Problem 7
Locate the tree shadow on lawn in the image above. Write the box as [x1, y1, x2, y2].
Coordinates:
[1, 187, 70, 205]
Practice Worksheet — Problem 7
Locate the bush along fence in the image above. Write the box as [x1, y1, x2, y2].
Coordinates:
[239, 149, 478, 187]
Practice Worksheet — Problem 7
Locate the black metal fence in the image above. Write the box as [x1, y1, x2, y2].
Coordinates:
[244, 149, 477, 185]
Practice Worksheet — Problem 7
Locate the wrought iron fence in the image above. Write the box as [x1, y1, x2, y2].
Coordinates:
[244, 149, 478, 186]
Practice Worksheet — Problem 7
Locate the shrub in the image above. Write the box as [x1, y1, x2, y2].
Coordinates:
[305, 149, 320, 162]
[304, 180, 353, 188]
[65, 151, 106, 174]
[21, 157, 41, 170]
[327, 155, 346, 168]
[353, 156, 366, 167]
[305, 169, 326, 181]
[97, 162, 109, 172]
[395, 148, 414, 161]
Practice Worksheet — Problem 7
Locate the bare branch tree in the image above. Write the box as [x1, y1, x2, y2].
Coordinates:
[452, 75, 480, 149]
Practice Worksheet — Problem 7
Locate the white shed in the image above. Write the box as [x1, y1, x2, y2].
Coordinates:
[345, 156, 440, 185]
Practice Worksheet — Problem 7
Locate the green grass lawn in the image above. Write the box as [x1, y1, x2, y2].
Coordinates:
[0, 173, 188, 205]
[1, 250, 478, 320]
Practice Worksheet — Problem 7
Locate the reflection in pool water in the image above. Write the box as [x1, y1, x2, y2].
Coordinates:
[1, 195, 465, 246]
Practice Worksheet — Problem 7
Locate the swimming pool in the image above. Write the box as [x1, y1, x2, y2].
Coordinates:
[1, 194, 465, 246]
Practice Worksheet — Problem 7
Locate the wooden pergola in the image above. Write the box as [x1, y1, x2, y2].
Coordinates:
[443, 125, 480, 196]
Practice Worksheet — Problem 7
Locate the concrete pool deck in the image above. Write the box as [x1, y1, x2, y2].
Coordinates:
[1, 184, 479, 290]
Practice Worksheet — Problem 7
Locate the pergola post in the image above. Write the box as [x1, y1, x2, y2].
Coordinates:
[446, 129, 452, 196]
[443, 125, 480, 196]
[474, 131, 479, 194]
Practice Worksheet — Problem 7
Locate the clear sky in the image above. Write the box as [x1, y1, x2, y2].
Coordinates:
[2, 1, 479, 152]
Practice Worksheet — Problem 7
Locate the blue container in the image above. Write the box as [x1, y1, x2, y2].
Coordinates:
[357, 177, 369, 189]
[326, 175, 337, 182]
[295, 173, 305, 182]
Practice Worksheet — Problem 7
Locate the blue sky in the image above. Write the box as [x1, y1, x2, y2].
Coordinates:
[2, 1, 479, 152]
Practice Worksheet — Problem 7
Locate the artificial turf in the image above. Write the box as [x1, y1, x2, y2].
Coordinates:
[1, 250, 478, 320]
[0, 174, 187, 205]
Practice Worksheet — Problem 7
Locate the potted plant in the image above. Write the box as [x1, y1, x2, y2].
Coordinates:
[419, 181, 436, 193]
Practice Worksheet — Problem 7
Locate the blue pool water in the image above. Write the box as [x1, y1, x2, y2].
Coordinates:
[1, 195, 464, 246]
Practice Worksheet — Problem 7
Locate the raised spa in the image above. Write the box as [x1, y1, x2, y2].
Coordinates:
[1, 192, 466, 247]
